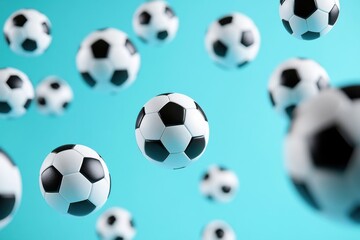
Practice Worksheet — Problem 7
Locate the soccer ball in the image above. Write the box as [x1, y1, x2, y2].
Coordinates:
[280, 0, 340, 40]
[35, 76, 73, 116]
[76, 28, 141, 93]
[4, 9, 52, 56]
[200, 165, 239, 203]
[268, 58, 330, 119]
[135, 93, 209, 170]
[39, 144, 111, 216]
[0, 67, 34, 119]
[285, 86, 360, 224]
[205, 13, 260, 69]
[133, 0, 179, 45]
[96, 207, 136, 240]
[202, 220, 236, 240]
[0, 149, 22, 229]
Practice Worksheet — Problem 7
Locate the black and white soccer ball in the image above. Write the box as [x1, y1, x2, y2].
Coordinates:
[135, 93, 209, 170]
[268, 58, 330, 119]
[202, 220, 236, 240]
[4, 9, 52, 56]
[39, 144, 111, 217]
[280, 0, 340, 40]
[96, 207, 136, 240]
[205, 13, 260, 69]
[35, 76, 73, 116]
[285, 86, 360, 224]
[133, 0, 179, 45]
[76, 28, 141, 93]
[0, 149, 22, 229]
[200, 165, 239, 203]
[0, 67, 34, 119]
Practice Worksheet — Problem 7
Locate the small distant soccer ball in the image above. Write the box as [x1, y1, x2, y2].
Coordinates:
[202, 220, 236, 240]
[0, 149, 22, 229]
[0, 67, 34, 119]
[4, 9, 52, 56]
[35, 76, 73, 116]
[96, 207, 136, 240]
[133, 0, 179, 45]
[268, 58, 330, 119]
[135, 93, 209, 170]
[39, 144, 111, 216]
[285, 86, 360, 224]
[200, 165, 239, 203]
[76, 28, 141, 93]
[280, 0, 340, 40]
[205, 13, 260, 69]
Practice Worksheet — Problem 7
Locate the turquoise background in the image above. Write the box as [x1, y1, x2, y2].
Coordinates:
[1, 0, 360, 239]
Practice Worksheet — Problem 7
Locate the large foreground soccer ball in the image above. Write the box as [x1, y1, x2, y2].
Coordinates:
[202, 220, 236, 240]
[205, 13, 260, 69]
[0, 149, 22, 229]
[96, 207, 136, 240]
[133, 0, 179, 45]
[4, 9, 52, 56]
[76, 28, 141, 93]
[200, 165, 239, 203]
[268, 58, 330, 119]
[285, 86, 360, 224]
[35, 76, 73, 116]
[0, 67, 34, 119]
[135, 93, 209, 170]
[280, 0, 340, 40]
[39, 144, 111, 216]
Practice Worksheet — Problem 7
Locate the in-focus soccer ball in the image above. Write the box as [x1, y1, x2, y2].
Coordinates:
[202, 220, 236, 240]
[205, 13, 260, 69]
[35, 76, 73, 116]
[280, 0, 340, 40]
[133, 0, 179, 45]
[135, 93, 209, 170]
[0, 67, 34, 119]
[0, 149, 22, 229]
[96, 207, 136, 240]
[76, 28, 141, 93]
[200, 165, 239, 203]
[4, 9, 52, 56]
[268, 58, 330, 119]
[285, 86, 360, 224]
[39, 144, 111, 216]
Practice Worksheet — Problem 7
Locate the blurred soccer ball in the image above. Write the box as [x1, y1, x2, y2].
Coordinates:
[202, 220, 236, 240]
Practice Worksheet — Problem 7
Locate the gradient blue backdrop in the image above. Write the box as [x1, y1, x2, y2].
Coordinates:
[1, 0, 360, 239]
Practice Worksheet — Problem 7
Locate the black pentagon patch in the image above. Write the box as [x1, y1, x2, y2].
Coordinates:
[157, 93, 173, 96]
[301, 31, 321, 40]
[125, 39, 137, 55]
[130, 219, 135, 228]
[159, 102, 186, 126]
[23, 99, 31, 110]
[144, 140, 169, 162]
[349, 205, 360, 223]
[41, 166, 63, 193]
[202, 173, 210, 181]
[107, 215, 116, 225]
[165, 6, 175, 18]
[280, 0, 286, 4]
[317, 77, 329, 90]
[0, 102, 11, 113]
[42, 22, 51, 35]
[280, 69, 301, 88]
[221, 185, 231, 193]
[139, 11, 151, 25]
[291, 178, 320, 210]
[114, 236, 124, 240]
[206, 195, 214, 201]
[237, 61, 249, 68]
[0, 149, 16, 166]
[218, 166, 227, 171]
[6, 75, 23, 89]
[50, 82, 60, 89]
[157, 30, 169, 40]
[328, 5, 339, 26]
[4, 34, 10, 45]
[68, 200, 96, 216]
[294, 0, 317, 19]
[62, 102, 69, 109]
[215, 228, 225, 238]
[185, 136, 206, 160]
[282, 20, 293, 34]
[91, 39, 110, 59]
[52, 144, 75, 153]
[22, 39, 37, 52]
[218, 16, 233, 26]
[285, 105, 296, 119]
[135, 107, 145, 129]
[309, 125, 354, 172]
[110, 70, 128, 86]
[213, 40, 228, 58]
[195, 102, 208, 122]
[340, 86, 360, 100]
[80, 157, 105, 183]
[81, 72, 97, 87]
[240, 30, 254, 47]
[12, 14, 27, 27]
[269, 92, 275, 107]
[0, 194, 15, 220]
